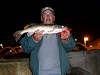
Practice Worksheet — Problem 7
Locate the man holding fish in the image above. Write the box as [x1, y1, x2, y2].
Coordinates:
[18, 7, 76, 75]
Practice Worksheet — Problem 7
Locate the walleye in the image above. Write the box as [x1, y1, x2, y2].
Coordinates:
[13, 24, 70, 42]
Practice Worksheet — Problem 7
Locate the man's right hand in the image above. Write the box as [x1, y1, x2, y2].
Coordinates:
[33, 30, 44, 42]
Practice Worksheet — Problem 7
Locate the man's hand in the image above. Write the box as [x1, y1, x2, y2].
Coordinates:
[60, 29, 70, 40]
[33, 30, 44, 42]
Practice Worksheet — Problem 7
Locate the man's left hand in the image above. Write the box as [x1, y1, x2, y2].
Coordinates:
[60, 29, 70, 40]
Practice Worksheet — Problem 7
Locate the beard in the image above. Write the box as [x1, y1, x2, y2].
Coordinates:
[46, 18, 51, 23]
[42, 16, 54, 24]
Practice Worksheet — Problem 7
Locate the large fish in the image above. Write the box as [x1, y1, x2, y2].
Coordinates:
[13, 24, 71, 42]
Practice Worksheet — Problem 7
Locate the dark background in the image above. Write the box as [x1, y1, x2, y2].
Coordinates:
[0, 0, 100, 46]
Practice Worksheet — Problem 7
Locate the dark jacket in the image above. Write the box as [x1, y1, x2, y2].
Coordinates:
[20, 33, 76, 75]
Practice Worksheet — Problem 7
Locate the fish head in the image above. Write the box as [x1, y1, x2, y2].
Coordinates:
[52, 25, 66, 33]
[55, 25, 67, 30]
[58, 26, 72, 36]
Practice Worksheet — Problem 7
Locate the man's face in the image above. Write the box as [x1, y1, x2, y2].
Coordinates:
[41, 9, 55, 24]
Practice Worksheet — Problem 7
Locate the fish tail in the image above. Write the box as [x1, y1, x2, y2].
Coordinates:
[13, 30, 22, 42]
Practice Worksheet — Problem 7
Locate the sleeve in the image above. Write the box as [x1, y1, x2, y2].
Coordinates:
[19, 34, 41, 54]
[61, 34, 76, 52]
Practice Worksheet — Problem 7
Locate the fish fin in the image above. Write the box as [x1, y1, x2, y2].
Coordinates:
[13, 30, 22, 42]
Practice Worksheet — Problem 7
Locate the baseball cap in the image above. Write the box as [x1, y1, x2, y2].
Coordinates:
[41, 7, 55, 16]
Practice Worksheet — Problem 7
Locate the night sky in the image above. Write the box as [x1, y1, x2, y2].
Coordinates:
[0, 0, 100, 46]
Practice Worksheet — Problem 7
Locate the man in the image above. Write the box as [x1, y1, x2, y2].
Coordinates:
[20, 7, 76, 75]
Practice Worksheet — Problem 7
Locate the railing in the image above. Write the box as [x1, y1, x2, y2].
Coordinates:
[0, 50, 100, 75]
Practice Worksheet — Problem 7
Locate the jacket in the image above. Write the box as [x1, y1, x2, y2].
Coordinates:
[20, 33, 76, 75]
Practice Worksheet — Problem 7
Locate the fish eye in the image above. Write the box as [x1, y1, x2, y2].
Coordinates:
[62, 26, 64, 28]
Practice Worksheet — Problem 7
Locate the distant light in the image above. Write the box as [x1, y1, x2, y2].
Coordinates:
[84, 36, 88, 48]
[0, 44, 3, 48]
[90, 45, 92, 47]
[10, 50, 12, 52]
[19, 46, 21, 48]
[84, 37, 88, 41]
[75, 39, 77, 41]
